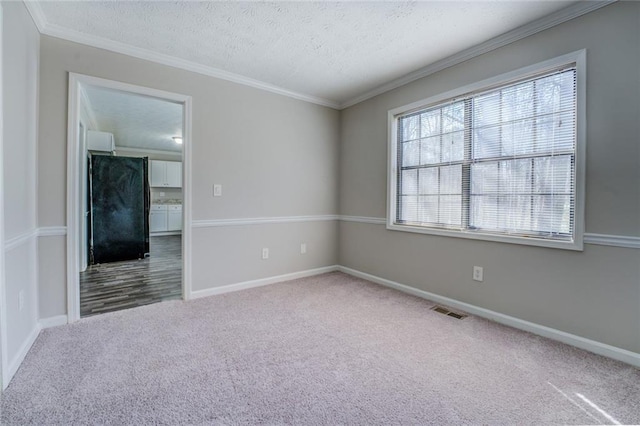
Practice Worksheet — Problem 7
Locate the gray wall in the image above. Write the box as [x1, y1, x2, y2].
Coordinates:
[339, 2, 640, 353]
[37, 36, 340, 317]
[2, 1, 40, 385]
[24, 0, 640, 363]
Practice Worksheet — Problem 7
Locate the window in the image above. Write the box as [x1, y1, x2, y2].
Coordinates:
[388, 52, 585, 250]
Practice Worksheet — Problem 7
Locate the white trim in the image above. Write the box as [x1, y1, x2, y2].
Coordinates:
[190, 266, 339, 299]
[190, 215, 640, 250]
[338, 215, 386, 225]
[0, 2, 6, 391]
[115, 146, 182, 157]
[192, 215, 339, 228]
[22, 0, 45, 33]
[386, 50, 587, 252]
[66, 73, 81, 323]
[6, 323, 40, 387]
[181, 97, 193, 301]
[79, 87, 99, 130]
[25, 6, 338, 110]
[67, 73, 194, 321]
[338, 216, 640, 250]
[39, 315, 68, 329]
[4, 229, 38, 252]
[386, 223, 583, 251]
[584, 233, 640, 249]
[37, 226, 67, 237]
[338, 266, 640, 368]
[340, 1, 613, 108]
[24, 1, 612, 111]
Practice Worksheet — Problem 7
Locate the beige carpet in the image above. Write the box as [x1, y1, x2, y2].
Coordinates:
[2, 272, 639, 424]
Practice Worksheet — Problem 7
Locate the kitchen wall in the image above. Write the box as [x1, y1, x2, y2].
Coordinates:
[150, 188, 182, 204]
[1, 1, 40, 388]
[37, 35, 340, 318]
[339, 2, 640, 353]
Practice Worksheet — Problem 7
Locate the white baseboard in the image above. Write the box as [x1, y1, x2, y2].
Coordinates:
[190, 265, 339, 299]
[39, 315, 68, 329]
[338, 266, 640, 369]
[4, 324, 41, 390]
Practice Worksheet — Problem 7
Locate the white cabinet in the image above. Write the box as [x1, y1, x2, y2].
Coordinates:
[150, 204, 182, 233]
[150, 160, 182, 188]
[150, 205, 168, 232]
[150, 161, 166, 187]
[166, 162, 182, 187]
[87, 130, 115, 153]
[167, 205, 182, 231]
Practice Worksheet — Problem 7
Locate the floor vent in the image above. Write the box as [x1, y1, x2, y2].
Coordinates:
[431, 305, 468, 320]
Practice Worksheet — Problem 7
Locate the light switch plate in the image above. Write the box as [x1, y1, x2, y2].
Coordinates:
[213, 184, 222, 197]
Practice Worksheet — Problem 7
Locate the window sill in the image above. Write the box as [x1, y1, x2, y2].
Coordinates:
[386, 222, 584, 251]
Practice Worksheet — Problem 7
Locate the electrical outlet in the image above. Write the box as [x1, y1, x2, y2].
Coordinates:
[19, 291, 24, 311]
[213, 184, 222, 197]
[262, 248, 269, 260]
[473, 266, 484, 282]
[300, 243, 307, 254]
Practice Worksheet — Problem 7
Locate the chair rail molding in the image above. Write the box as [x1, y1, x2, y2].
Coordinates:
[192, 215, 338, 228]
[337, 216, 640, 249]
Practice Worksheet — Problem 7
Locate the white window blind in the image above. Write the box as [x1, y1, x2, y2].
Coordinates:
[395, 65, 577, 243]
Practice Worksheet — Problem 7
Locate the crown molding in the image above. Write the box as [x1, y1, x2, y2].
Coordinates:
[22, 0, 46, 32]
[41, 23, 340, 109]
[24, 0, 613, 111]
[339, 0, 615, 109]
[23, 2, 340, 110]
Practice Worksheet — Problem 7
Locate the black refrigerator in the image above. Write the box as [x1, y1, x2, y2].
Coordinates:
[89, 155, 150, 264]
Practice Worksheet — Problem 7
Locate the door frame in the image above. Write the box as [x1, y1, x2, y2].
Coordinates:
[0, 2, 7, 389]
[67, 73, 193, 322]
[78, 120, 87, 272]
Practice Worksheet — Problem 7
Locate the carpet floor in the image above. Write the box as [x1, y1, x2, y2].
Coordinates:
[2, 272, 639, 425]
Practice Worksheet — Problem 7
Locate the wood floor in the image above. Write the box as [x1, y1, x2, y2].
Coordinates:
[80, 235, 182, 317]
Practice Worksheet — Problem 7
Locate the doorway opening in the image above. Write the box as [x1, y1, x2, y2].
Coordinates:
[67, 74, 192, 321]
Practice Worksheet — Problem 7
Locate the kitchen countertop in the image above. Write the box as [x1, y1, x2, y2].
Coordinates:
[152, 199, 182, 205]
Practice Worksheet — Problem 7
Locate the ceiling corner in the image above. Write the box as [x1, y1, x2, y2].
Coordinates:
[338, 0, 616, 110]
[25, 1, 341, 111]
[23, 1, 47, 33]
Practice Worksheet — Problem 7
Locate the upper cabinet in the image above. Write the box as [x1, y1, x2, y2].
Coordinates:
[87, 130, 115, 153]
[165, 161, 182, 188]
[150, 160, 182, 188]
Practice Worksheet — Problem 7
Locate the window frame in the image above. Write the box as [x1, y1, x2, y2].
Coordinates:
[387, 50, 586, 251]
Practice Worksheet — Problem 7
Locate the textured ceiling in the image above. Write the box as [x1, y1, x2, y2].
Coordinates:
[36, 1, 583, 106]
[82, 85, 183, 153]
